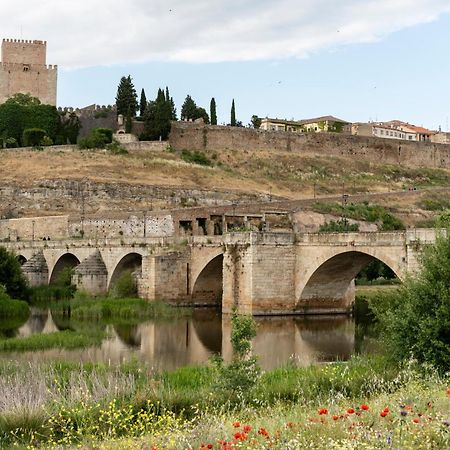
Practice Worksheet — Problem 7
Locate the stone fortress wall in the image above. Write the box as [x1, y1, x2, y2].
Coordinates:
[169, 122, 450, 170]
[0, 39, 57, 105]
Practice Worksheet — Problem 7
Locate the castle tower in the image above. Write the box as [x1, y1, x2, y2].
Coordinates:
[0, 39, 57, 105]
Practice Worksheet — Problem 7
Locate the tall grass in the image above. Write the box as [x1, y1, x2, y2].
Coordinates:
[0, 356, 446, 449]
[0, 329, 105, 352]
[0, 298, 29, 320]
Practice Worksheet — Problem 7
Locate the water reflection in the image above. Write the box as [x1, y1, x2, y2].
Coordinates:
[0, 308, 358, 371]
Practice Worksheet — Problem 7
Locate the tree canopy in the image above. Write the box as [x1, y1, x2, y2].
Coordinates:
[0, 94, 61, 147]
[210, 98, 217, 125]
[142, 87, 176, 140]
[230, 99, 236, 126]
[115, 75, 138, 117]
[0, 247, 28, 300]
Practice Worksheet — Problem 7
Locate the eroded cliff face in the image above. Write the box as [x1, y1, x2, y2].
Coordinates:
[0, 179, 273, 219]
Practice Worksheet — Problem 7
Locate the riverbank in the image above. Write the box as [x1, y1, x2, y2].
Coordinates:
[1, 356, 448, 448]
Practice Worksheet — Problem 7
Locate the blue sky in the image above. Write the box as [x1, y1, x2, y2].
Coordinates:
[4, 1, 450, 130]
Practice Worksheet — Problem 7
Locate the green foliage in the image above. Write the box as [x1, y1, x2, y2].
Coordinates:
[142, 87, 175, 140]
[372, 231, 450, 372]
[0, 329, 105, 352]
[115, 75, 138, 117]
[356, 259, 396, 283]
[0, 94, 60, 147]
[180, 149, 212, 166]
[139, 88, 147, 118]
[0, 286, 29, 319]
[329, 121, 345, 132]
[418, 195, 450, 211]
[313, 201, 405, 231]
[22, 127, 47, 147]
[213, 311, 260, 397]
[210, 97, 217, 125]
[251, 115, 261, 129]
[106, 140, 128, 155]
[0, 247, 28, 299]
[111, 271, 137, 298]
[58, 111, 81, 144]
[195, 107, 210, 124]
[125, 107, 132, 133]
[180, 95, 197, 120]
[78, 128, 113, 149]
[319, 219, 359, 232]
[230, 99, 236, 126]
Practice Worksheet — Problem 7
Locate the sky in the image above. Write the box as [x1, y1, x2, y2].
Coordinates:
[3, 0, 450, 130]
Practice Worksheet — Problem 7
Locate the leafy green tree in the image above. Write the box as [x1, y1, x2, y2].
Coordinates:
[373, 229, 450, 372]
[251, 115, 261, 129]
[181, 95, 198, 120]
[22, 128, 46, 147]
[210, 98, 217, 125]
[195, 107, 210, 124]
[142, 87, 175, 140]
[139, 88, 147, 118]
[0, 94, 60, 146]
[0, 247, 28, 300]
[115, 75, 138, 117]
[230, 99, 236, 126]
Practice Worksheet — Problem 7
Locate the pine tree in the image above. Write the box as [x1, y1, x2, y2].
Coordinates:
[143, 87, 174, 140]
[210, 98, 217, 125]
[230, 99, 236, 126]
[165, 87, 177, 120]
[125, 106, 132, 133]
[181, 95, 198, 120]
[115, 75, 138, 117]
[139, 89, 147, 118]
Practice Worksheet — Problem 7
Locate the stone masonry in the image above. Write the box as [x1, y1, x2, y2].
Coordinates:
[0, 39, 57, 105]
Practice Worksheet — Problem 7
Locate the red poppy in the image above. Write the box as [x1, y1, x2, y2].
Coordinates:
[243, 425, 251, 433]
[380, 411, 388, 418]
[233, 421, 240, 428]
[361, 404, 369, 411]
[447, 389, 450, 397]
[318, 408, 328, 415]
[413, 418, 420, 424]
[347, 408, 355, 414]
[258, 427, 270, 438]
[383, 407, 389, 413]
[332, 415, 339, 421]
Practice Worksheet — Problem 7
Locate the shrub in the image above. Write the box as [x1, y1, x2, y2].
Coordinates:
[0, 286, 29, 319]
[0, 247, 28, 299]
[213, 311, 260, 397]
[180, 149, 212, 166]
[319, 219, 359, 232]
[111, 271, 137, 298]
[78, 128, 113, 149]
[22, 128, 46, 147]
[373, 229, 450, 372]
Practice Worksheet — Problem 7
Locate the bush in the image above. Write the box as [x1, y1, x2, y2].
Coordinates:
[22, 128, 46, 147]
[0, 286, 29, 319]
[319, 219, 359, 232]
[0, 247, 28, 300]
[111, 271, 137, 298]
[180, 149, 212, 166]
[78, 128, 113, 149]
[213, 311, 260, 398]
[372, 229, 450, 372]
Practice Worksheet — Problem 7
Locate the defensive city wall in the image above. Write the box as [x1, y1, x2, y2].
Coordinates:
[169, 122, 450, 169]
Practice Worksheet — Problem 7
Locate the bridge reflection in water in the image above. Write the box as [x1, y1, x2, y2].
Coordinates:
[3, 308, 355, 371]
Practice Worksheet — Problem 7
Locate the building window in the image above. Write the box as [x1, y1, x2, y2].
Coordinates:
[380, 130, 384, 135]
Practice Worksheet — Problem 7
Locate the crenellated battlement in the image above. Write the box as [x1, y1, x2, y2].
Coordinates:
[2, 38, 46, 46]
[0, 37, 57, 105]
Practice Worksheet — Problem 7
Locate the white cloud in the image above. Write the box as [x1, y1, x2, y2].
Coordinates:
[2, 0, 450, 68]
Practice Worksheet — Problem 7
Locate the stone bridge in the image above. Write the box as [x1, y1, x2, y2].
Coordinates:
[5, 229, 437, 315]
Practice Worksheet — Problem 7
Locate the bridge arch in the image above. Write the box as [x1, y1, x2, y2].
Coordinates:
[49, 253, 80, 284]
[296, 249, 402, 312]
[191, 252, 224, 305]
[108, 252, 143, 292]
[17, 255, 27, 265]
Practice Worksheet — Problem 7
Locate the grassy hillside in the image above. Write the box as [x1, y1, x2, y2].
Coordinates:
[0, 146, 449, 223]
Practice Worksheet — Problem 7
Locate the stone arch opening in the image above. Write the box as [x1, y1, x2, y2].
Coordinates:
[297, 251, 400, 313]
[191, 254, 224, 306]
[17, 255, 27, 265]
[108, 253, 143, 292]
[49, 253, 80, 285]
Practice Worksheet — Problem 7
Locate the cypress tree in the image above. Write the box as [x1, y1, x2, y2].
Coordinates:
[115, 75, 138, 117]
[230, 99, 236, 126]
[139, 89, 147, 118]
[210, 98, 217, 125]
